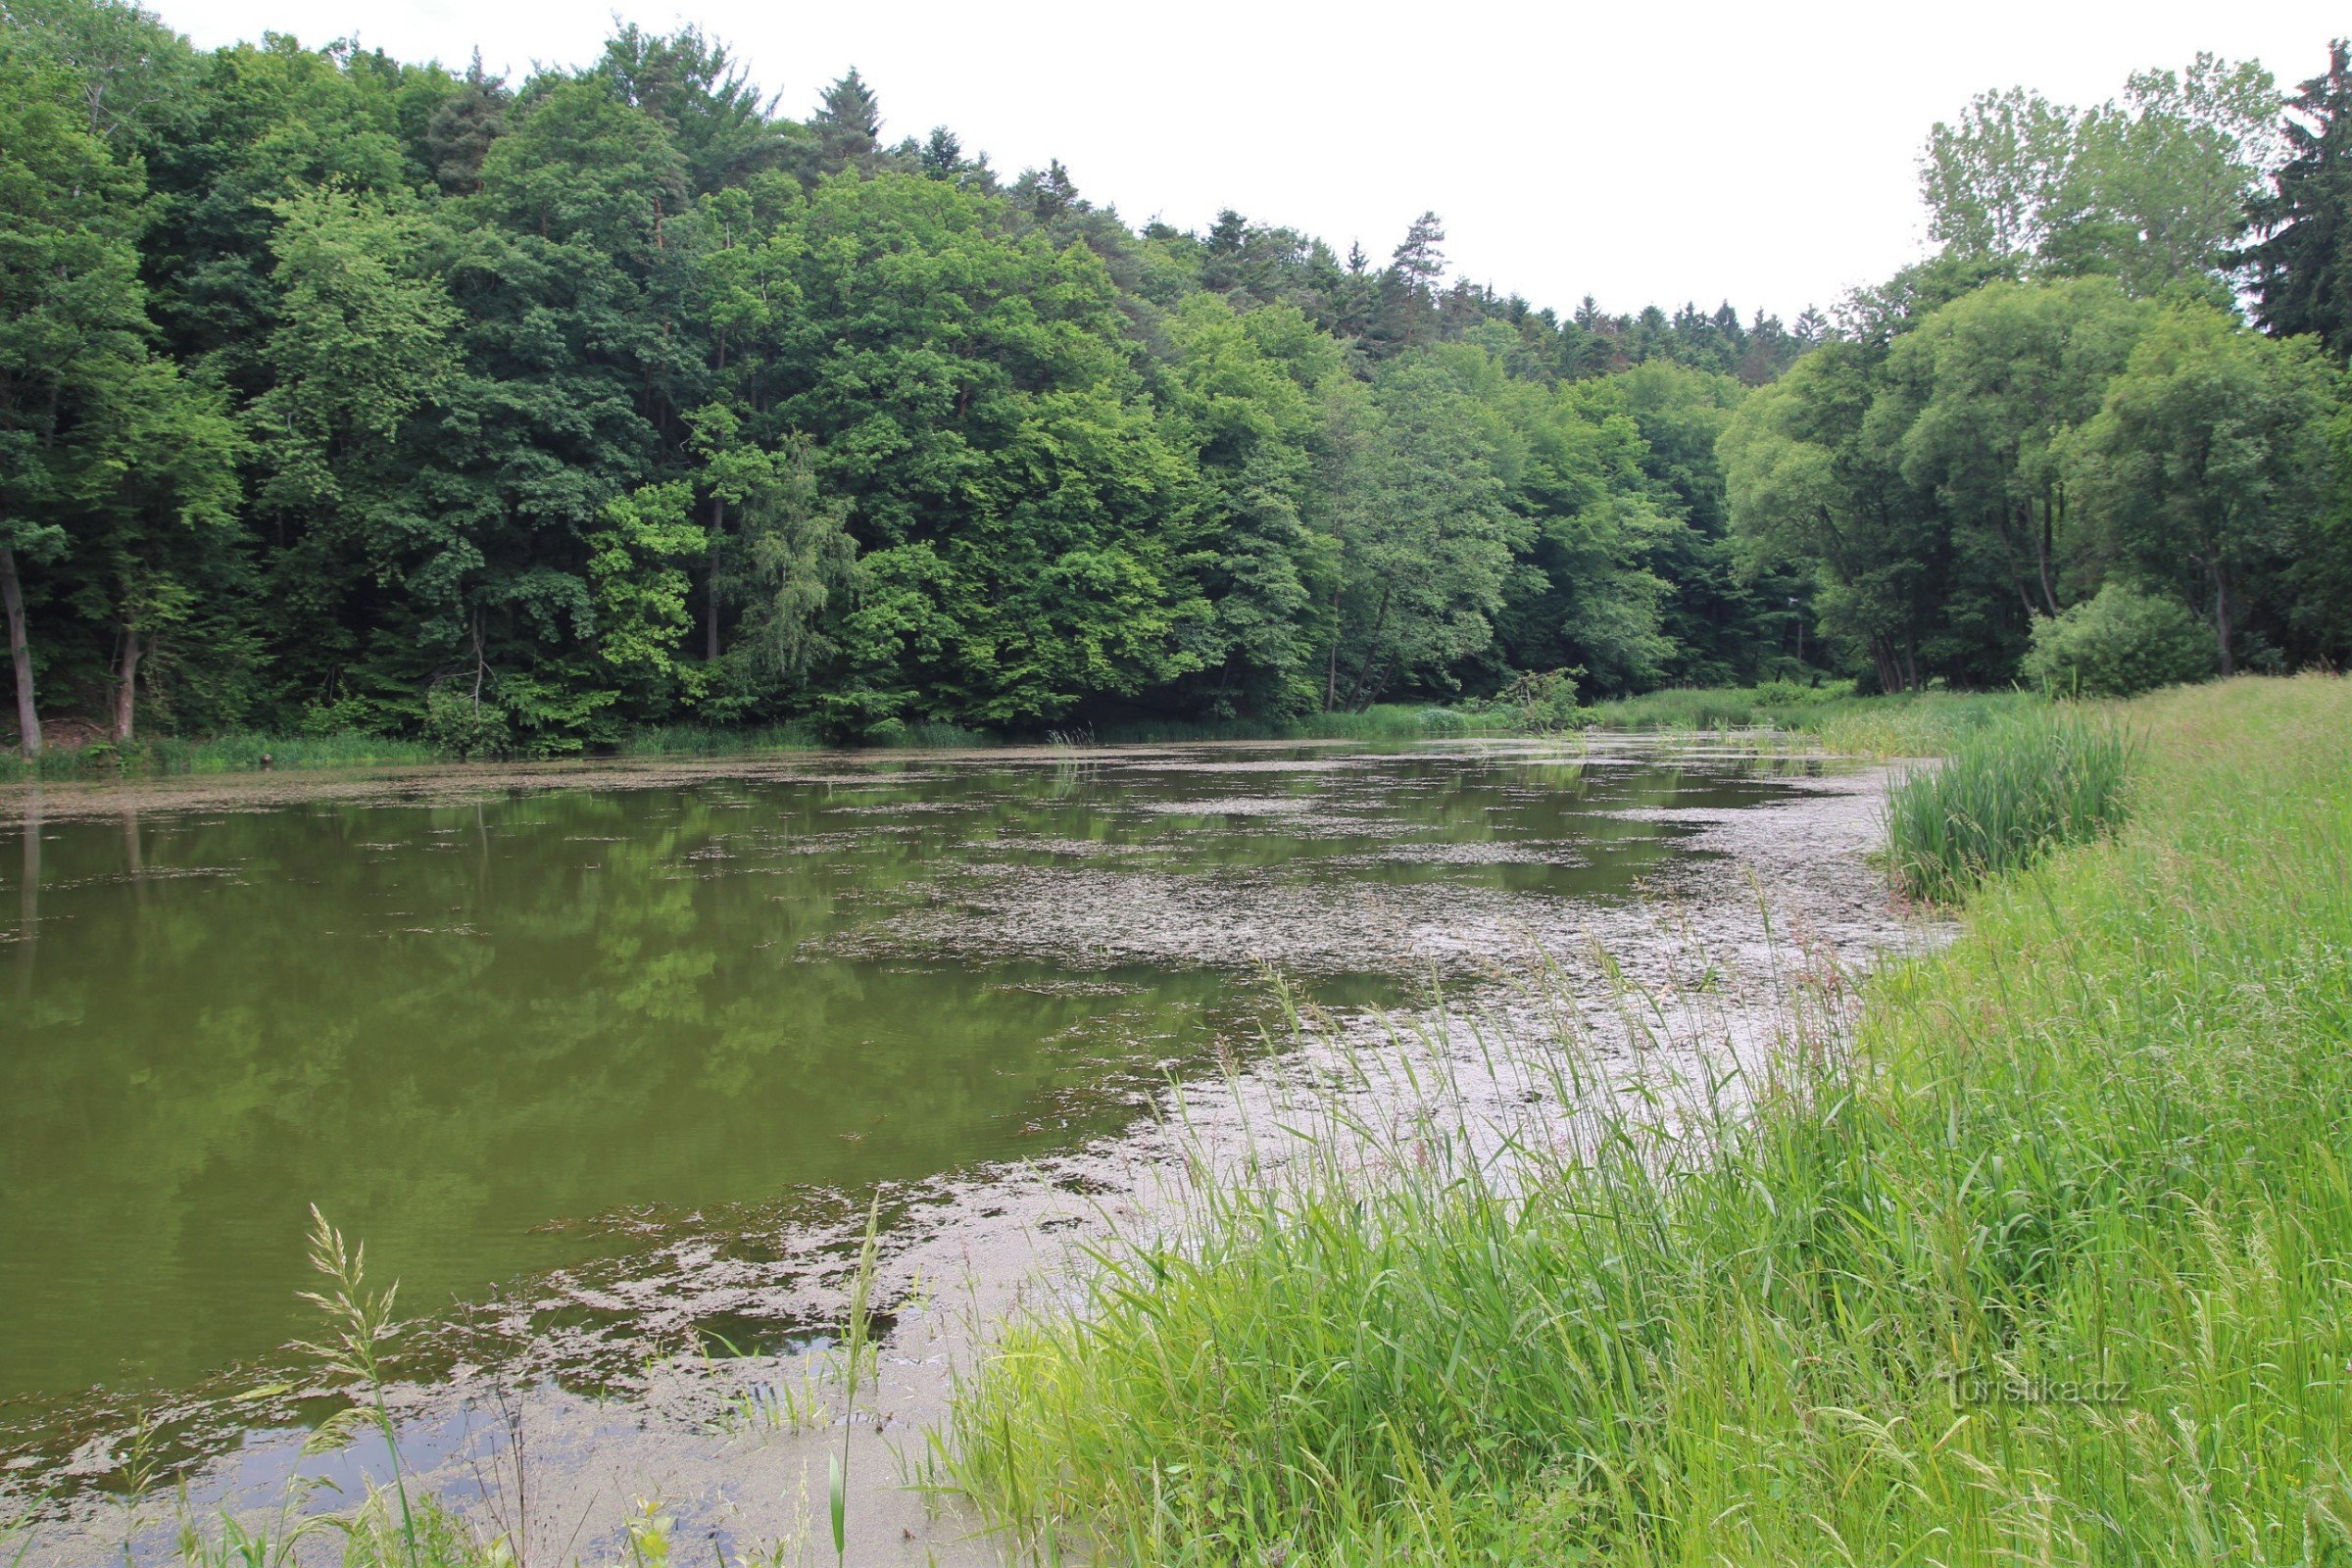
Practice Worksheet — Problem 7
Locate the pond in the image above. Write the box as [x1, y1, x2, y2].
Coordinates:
[0, 738, 1859, 1488]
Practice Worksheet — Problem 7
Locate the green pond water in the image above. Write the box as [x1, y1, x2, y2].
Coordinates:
[0, 741, 1822, 1437]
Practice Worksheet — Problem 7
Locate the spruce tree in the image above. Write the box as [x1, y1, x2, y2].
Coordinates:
[2244, 42, 2352, 358]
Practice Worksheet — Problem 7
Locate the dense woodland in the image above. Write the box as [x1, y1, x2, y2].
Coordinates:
[2, 3, 2349, 755]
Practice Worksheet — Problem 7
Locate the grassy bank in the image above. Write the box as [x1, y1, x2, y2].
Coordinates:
[1576, 680, 2040, 754]
[0, 730, 446, 782]
[948, 674, 2352, 1564]
[0, 720, 871, 782]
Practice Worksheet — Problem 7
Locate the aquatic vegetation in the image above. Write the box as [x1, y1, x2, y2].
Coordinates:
[157, 1203, 868, 1568]
[1089, 704, 1507, 745]
[948, 675, 2352, 1564]
[1885, 705, 2133, 902]
[1576, 681, 2040, 756]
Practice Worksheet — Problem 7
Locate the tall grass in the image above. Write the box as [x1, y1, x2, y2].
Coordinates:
[948, 675, 2352, 1565]
[1576, 681, 2039, 756]
[1090, 704, 1504, 745]
[0, 732, 442, 782]
[1886, 706, 2134, 902]
[611, 719, 825, 757]
[146, 1195, 884, 1568]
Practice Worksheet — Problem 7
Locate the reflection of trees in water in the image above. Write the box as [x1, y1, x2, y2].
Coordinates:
[1, 779, 1231, 1398]
[0, 751, 1806, 1404]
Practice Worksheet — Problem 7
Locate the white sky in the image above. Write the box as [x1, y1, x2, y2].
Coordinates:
[158, 0, 2346, 322]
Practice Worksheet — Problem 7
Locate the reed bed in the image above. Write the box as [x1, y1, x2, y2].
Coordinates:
[1886, 706, 2134, 902]
[1576, 681, 2038, 755]
[948, 675, 2352, 1565]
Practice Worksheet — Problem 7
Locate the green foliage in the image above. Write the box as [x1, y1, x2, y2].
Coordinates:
[2020, 581, 2213, 695]
[1886, 705, 2132, 901]
[2244, 43, 2352, 356]
[1922, 54, 2279, 295]
[1469, 666, 1582, 730]
[419, 681, 510, 760]
[0, 7, 2345, 765]
[587, 480, 706, 695]
[1727, 276, 2342, 697]
[2065, 306, 2336, 675]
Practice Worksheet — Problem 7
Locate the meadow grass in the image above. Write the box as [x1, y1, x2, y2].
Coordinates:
[947, 674, 2352, 1565]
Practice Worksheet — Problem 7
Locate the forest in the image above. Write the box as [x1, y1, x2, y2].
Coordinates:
[3, 1, 2349, 756]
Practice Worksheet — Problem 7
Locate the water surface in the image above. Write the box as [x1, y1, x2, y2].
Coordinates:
[0, 741, 1824, 1443]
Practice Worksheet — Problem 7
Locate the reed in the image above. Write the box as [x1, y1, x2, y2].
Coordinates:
[1885, 705, 2132, 902]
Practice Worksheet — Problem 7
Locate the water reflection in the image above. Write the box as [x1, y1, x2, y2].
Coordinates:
[0, 742, 1826, 1417]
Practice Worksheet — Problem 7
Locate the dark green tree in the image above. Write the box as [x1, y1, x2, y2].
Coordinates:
[2244, 42, 2352, 358]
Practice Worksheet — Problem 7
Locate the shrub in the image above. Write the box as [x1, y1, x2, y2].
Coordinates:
[420, 682, 512, 760]
[2020, 582, 2211, 697]
[1473, 666, 1581, 731]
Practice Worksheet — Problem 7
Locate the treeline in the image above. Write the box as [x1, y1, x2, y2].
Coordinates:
[1733, 55, 2352, 696]
[0, 8, 2346, 756]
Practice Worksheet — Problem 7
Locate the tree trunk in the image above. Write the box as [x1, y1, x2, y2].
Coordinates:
[0, 545, 37, 760]
[470, 608, 487, 709]
[2211, 562, 2235, 677]
[1340, 585, 1394, 711]
[111, 622, 140, 744]
[1991, 507, 2039, 619]
[1868, 634, 1898, 696]
[2032, 500, 2050, 615]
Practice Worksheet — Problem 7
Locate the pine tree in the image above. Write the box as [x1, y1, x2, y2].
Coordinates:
[1389, 211, 1446, 295]
[811, 68, 880, 173]
[424, 51, 507, 194]
[2244, 41, 2352, 358]
[918, 124, 961, 178]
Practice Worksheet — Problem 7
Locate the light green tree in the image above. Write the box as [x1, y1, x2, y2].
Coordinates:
[1879, 277, 2153, 618]
[1319, 360, 1514, 710]
[2068, 306, 2335, 674]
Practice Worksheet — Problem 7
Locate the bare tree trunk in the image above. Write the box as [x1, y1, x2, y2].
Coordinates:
[0, 545, 36, 760]
[1340, 585, 1394, 711]
[111, 622, 140, 743]
[2038, 488, 2063, 616]
[1990, 507, 2040, 619]
[1869, 635, 1897, 696]
[470, 608, 487, 709]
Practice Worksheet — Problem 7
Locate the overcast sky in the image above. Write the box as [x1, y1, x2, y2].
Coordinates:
[157, 0, 2346, 321]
